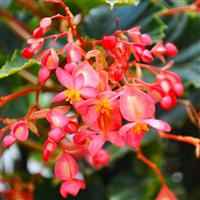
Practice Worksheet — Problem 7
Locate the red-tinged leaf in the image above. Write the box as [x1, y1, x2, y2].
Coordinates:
[156, 185, 178, 200]
[28, 122, 39, 136]
[54, 153, 79, 180]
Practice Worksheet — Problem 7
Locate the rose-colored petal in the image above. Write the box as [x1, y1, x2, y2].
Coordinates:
[60, 179, 86, 198]
[108, 103, 122, 131]
[2, 135, 16, 147]
[66, 42, 82, 63]
[119, 122, 136, 136]
[126, 129, 145, 149]
[56, 67, 74, 89]
[119, 87, 155, 121]
[93, 149, 110, 168]
[54, 153, 79, 180]
[48, 128, 65, 142]
[40, 17, 51, 29]
[144, 119, 171, 132]
[107, 131, 125, 147]
[79, 87, 98, 99]
[47, 111, 68, 128]
[51, 91, 66, 103]
[85, 105, 99, 124]
[73, 61, 99, 87]
[74, 74, 84, 89]
[89, 135, 105, 156]
[38, 67, 51, 85]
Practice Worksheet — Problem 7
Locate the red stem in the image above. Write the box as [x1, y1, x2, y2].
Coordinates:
[0, 87, 38, 107]
[159, 5, 197, 17]
[137, 147, 166, 185]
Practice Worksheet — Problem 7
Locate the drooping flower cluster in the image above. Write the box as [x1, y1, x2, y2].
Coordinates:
[1, 0, 187, 199]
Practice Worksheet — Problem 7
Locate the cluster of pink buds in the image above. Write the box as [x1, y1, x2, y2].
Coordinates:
[1, 0, 189, 199]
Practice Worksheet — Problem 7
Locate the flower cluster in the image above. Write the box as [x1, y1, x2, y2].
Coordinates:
[1, 0, 189, 199]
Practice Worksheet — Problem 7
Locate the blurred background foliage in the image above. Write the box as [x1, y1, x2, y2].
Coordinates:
[0, 0, 200, 199]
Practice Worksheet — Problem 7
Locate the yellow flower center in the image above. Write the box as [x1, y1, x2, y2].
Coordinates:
[64, 89, 81, 104]
[95, 100, 112, 115]
[132, 123, 149, 135]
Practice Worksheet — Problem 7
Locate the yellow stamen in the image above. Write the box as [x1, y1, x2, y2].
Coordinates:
[64, 89, 81, 104]
[95, 99, 112, 115]
[132, 123, 149, 135]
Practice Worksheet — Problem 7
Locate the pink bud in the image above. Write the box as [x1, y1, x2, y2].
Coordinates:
[160, 78, 172, 94]
[42, 139, 57, 162]
[102, 36, 117, 50]
[151, 41, 166, 62]
[28, 38, 44, 53]
[127, 26, 141, 42]
[93, 149, 110, 168]
[165, 42, 178, 57]
[10, 121, 29, 141]
[2, 135, 16, 147]
[38, 67, 51, 85]
[54, 153, 79, 180]
[60, 179, 86, 198]
[33, 27, 43, 39]
[41, 49, 59, 69]
[160, 92, 177, 110]
[21, 47, 34, 59]
[46, 111, 68, 128]
[44, 139, 57, 152]
[66, 43, 82, 63]
[48, 128, 65, 142]
[40, 17, 52, 33]
[174, 83, 184, 96]
[141, 49, 153, 63]
[141, 34, 152, 45]
[64, 121, 79, 134]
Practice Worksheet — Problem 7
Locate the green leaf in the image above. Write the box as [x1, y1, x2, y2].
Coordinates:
[0, 50, 40, 79]
[82, 1, 166, 41]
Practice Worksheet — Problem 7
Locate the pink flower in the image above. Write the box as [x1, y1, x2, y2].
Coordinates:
[54, 152, 79, 180]
[119, 87, 155, 122]
[52, 67, 98, 104]
[119, 119, 171, 149]
[60, 178, 85, 198]
[119, 86, 170, 148]
[78, 91, 124, 155]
